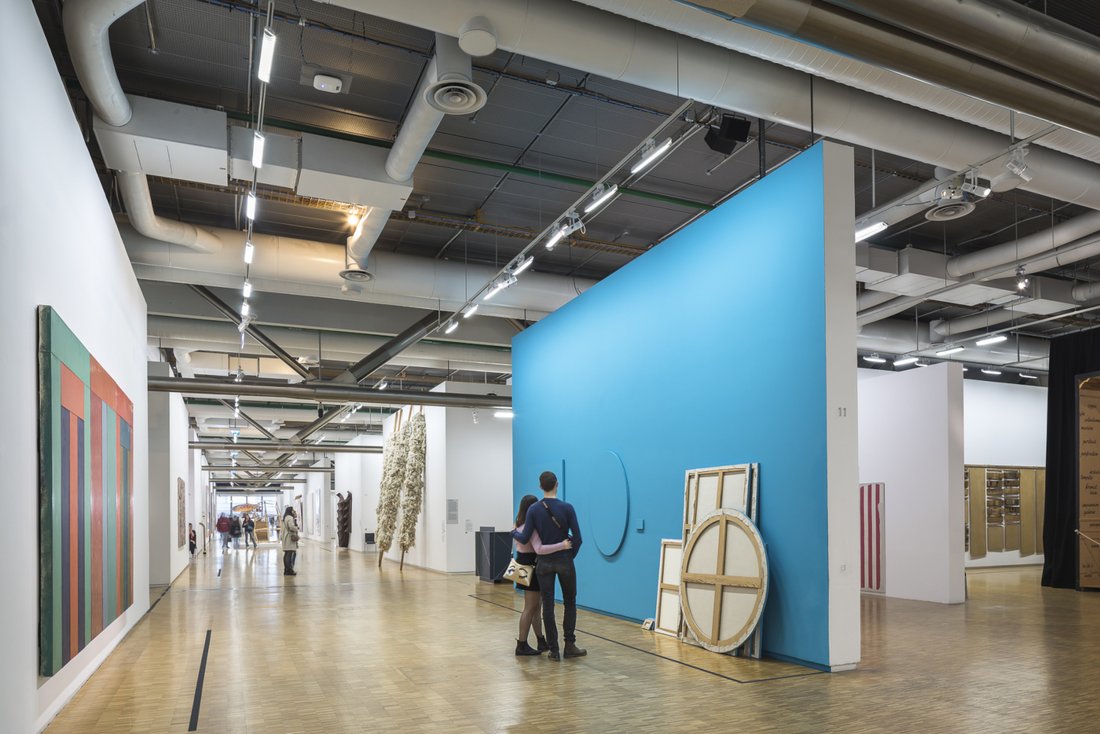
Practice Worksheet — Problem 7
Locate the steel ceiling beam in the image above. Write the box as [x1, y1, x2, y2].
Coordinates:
[204, 465, 335, 472]
[191, 441, 381, 454]
[189, 285, 314, 380]
[150, 375, 508, 409]
[217, 399, 278, 440]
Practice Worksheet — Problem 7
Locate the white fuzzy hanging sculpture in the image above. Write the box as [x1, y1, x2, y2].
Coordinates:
[398, 412, 427, 557]
[375, 417, 409, 562]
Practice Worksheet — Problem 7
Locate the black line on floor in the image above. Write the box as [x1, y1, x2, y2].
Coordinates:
[147, 585, 171, 613]
[468, 594, 825, 685]
[217, 569, 221, 577]
[188, 629, 212, 732]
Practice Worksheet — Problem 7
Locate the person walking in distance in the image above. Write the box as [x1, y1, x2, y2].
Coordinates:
[282, 506, 299, 576]
[230, 514, 243, 549]
[242, 514, 257, 549]
[188, 523, 197, 557]
[512, 471, 586, 661]
[216, 513, 231, 552]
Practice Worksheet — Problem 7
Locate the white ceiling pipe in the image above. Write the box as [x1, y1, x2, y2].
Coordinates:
[117, 172, 222, 253]
[348, 37, 486, 268]
[930, 309, 1024, 339]
[570, 0, 1100, 166]
[946, 211, 1100, 278]
[858, 319, 1049, 367]
[122, 224, 592, 319]
[147, 316, 513, 372]
[828, 0, 1100, 104]
[1072, 281, 1100, 303]
[322, 0, 1100, 212]
[62, 0, 142, 126]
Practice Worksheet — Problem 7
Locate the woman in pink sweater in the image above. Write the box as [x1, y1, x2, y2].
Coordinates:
[513, 494, 571, 655]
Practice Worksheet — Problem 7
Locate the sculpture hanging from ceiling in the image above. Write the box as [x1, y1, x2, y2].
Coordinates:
[375, 411, 408, 567]
[398, 412, 427, 569]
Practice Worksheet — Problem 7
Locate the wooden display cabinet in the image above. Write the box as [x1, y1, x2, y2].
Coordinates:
[964, 465, 1043, 559]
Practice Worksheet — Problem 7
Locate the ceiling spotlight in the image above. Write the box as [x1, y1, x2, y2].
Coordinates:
[243, 240, 254, 264]
[862, 354, 887, 364]
[1016, 265, 1030, 291]
[242, 281, 252, 299]
[545, 225, 567, 250]
[240, 301, 250, 317]
[981, 368, 1002, 376]
[245, 192, 257, 221]
[511, 255, 534, 276]
[347, 210, 360, 227]
[494, 410, 514, 419]
[378, 380, 388, 390]
[444, 320, 459, 334]
[976, 334, 1008, 346]
[1005, 147, 1033, 182]
[257, 27, 276, 83]
[855, 221, 888, 242]
[1019, 373, 1039, 380]
[251, 131, 266, 169]
[234, 366, 244, 383]
[584, 184, 618, 214]
[463, 304, 479, 319]
[960, 170, 992, 198]
[936, 346, 965, 357]
[630, 137, 673, 174]
[483, 274, 518, 301]
[893, 356, 919, 367]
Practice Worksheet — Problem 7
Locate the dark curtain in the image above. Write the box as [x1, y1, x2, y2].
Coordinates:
[1042, 327, 1100, 588]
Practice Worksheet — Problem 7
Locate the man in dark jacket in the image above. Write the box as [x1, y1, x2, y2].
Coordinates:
[512, 471, 586, 661]
[216, 514, 231, 552]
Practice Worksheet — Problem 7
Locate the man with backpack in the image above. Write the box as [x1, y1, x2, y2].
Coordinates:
[230, 514, 242, 549]
[216, 513, 231, 552]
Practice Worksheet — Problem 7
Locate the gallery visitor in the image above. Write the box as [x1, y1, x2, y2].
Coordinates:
[242, 514, 257, 548]
[511, 495, 570, 656]
[188, 523, 197, 557]
[216, 513, 231, 552]
[512, 471, 586, 661]
[282, 506, 300, 576]
[230, 514, 242, 549]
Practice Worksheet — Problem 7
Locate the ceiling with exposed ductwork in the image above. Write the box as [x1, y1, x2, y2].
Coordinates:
[31, 0, 1100, 469]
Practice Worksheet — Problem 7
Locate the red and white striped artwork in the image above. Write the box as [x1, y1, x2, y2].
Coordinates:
[859, 483, 885, 593]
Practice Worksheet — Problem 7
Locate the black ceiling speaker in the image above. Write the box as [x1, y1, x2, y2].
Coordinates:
[705, 114, 752, 155]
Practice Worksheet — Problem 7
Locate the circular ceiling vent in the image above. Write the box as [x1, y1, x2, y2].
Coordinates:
[339, 267, 373, 282]
[425, 79, 487, 115]
[925, 200, 976, 222]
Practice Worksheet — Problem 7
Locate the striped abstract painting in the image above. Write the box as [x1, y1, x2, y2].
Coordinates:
[38, 306, 134, 677]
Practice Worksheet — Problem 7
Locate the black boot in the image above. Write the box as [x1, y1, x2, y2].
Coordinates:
[536, 635, 549, 653]
[515, 639, 541, 656]
[547, 650, 561, 661]
[563, 641, 587, 658]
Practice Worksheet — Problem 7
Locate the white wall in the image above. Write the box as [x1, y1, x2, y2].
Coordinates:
[302, 465, 329, 542]
[147, 364, 191, 584]
[964, 379, 1048, 567]
[858, 365, 966, 604]
[333, 435, 383, 552]
[0, 4, 150, 730]
[444, 397, 514, 572]
[381, 384, 513, 573]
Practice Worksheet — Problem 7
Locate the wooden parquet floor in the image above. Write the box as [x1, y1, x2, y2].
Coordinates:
[45, 544, 1100, 733]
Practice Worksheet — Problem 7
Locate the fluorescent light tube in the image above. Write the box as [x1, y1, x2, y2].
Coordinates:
[258, 28, 276, 83]
[245, 192, 257, 221]
[893, 356, 919, 366]
[242, 281, 252, 298]
[975, 334, 1008, 346]
[240, 301, 250, 317]
[862, 354, 887, 364]
[584, 184, 618, 214]
[915, 362, 929, 367]
[463, 304, 479, 319]
[378, 380, 388, 390]
[494, 410, 514, 419]
[936, 346, 965, 356]
[444, 320, 458, 334]
[1019, 373, 1039, 380]
[513, 256, 534, 275]
[630, 137, 673, 174]
[545, 225, 566, 250]
[855, 221, 888, 242]
[252, 131, 265, 169]
[981, 368, 1002, 376]
[483, 282, 507, 301]
[243, 241, 254, 264]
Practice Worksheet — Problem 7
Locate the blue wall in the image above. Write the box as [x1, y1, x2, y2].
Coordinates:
[512, 144, 835, 667]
